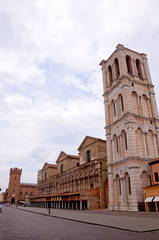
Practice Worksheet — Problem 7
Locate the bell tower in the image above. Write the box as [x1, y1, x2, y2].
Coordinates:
[7, 167, 22, 204]
[100, 44, 159, 211]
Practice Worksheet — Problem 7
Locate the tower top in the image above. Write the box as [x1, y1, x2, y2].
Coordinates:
[10, 167, 22, 175]
[99, 44, 147, 67]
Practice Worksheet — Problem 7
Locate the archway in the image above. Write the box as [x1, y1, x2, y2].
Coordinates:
[11, 198, 15, 204]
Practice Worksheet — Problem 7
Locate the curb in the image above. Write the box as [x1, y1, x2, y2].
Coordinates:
[17, 207, 159, 233]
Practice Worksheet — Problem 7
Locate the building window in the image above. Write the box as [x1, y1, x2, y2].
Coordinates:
[113, 101, 116, 117]
[121, 95, 124, 111]
[45, 172, 47, 179]
[136, 59, 143, 78]
[125, 132, 128, 150]
[114, 58, 120, 79]
[13, 189, 15, 192]
[90, 183, 94, 189]
[77, 162, 79, 167]
[86, 150, 91, 162]
[126, 55, 133, 74]
[108, 65, 113, 86]
[128, 176, 131, 195]
[154, 172, 159, 182]
[61, 164, 63, 173]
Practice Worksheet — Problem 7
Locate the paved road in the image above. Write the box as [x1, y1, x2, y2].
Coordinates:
[0, 206, 159, 240]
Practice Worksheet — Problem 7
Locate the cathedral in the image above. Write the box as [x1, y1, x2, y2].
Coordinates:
[100, 44, 159, 211]
[5, 45, 159, 212]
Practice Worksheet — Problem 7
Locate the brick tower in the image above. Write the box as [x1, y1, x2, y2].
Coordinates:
[7, 167, 22, 204]
[100, 44, 159, 211]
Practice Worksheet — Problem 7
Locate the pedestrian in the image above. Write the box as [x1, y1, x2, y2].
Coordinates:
[0, 204, 2, 213]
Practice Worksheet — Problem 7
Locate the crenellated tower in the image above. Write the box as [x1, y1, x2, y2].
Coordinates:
[100, 44, 159, 211]
[7, 167, 22, 204]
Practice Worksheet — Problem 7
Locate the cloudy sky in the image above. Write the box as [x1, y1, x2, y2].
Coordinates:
[0, 0, 159, 192]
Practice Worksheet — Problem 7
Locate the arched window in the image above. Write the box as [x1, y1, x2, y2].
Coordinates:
[118, 94, 124, 115]
[114, 134, 119, 161]
[110, 100, 116, 123]
[136, 128, 144, 157]
[136, 59, 143, 78]
[116, 174, 121, 197]
[121, 95, 124, 111]
[124, 172, 131, 195]
[132, 91, 140, 115]
[114, 58, 120, 79]
[108, 65, 113, 86]
[147, 130, 155, 158]
[113, 101, 116, 117]
[90, 183, 94, 189]
[121, 130, 128, 158]
[126, 55, 133, 74]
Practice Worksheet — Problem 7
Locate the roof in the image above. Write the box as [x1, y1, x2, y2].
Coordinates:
[149, 157, 159, 166]
[78, 136, 106, 151]
[99, 44, 146, 66]
[56, 151, 79, 163]
[41, 162, 57, 171]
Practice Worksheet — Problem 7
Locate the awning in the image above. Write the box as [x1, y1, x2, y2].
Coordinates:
[144, 196, 154, 202]
[153, 196, 159, 202]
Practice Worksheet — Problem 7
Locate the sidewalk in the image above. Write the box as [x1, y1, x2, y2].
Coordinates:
[17, 206, 159, 232]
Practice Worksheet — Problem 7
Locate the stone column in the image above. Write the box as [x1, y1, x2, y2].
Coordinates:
[140, 96, 144, 116]
[133, 59, 138, 76]
[140, 63, 145, 79]
[111, 64, 115, 81]
[129, 166, 140, 211]
[148, 98, 152, 117]
[131, 58, 135, 75]
[80, 200, 82, 210]
[114, 179, 118, 205]
[112, 139, 115, 162]
[116, 99, 120, 119]
[108, 169, 115, 210]
[107, 70, 110, 86]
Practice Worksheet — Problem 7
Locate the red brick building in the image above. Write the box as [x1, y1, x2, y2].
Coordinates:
[5, 167, 37, 205]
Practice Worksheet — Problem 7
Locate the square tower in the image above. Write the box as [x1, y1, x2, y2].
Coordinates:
[100, 44, 159, 211]
[7, 167, 22, 204]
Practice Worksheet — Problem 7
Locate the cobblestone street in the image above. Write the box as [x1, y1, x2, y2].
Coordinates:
[1, 206, 159, 240]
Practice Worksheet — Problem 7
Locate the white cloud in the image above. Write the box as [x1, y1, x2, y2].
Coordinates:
[0, 0, 159, 191]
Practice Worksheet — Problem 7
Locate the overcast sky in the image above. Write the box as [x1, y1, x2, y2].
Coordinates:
[0, 0, 159, 192]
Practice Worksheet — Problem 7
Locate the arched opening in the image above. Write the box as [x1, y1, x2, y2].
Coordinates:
[124, 172, 131, 196]
[11, 198, 15, 204]
[136, 59, 143, 78]
[114, 134, 119, 161]
[115, 174, 121, 204]
[121, 130, 128, 158]
[126, 55, 133, 74]
[110, 100, 116, 123]
[147, 130, 155, 158]
[118, 94, 124, 116]
[136, 128, 144, 157]
[108, 65, 113, 86]
[90, 183, 94, 189]
[114, 58, 120, 79]
[132, 91, 140, 115]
